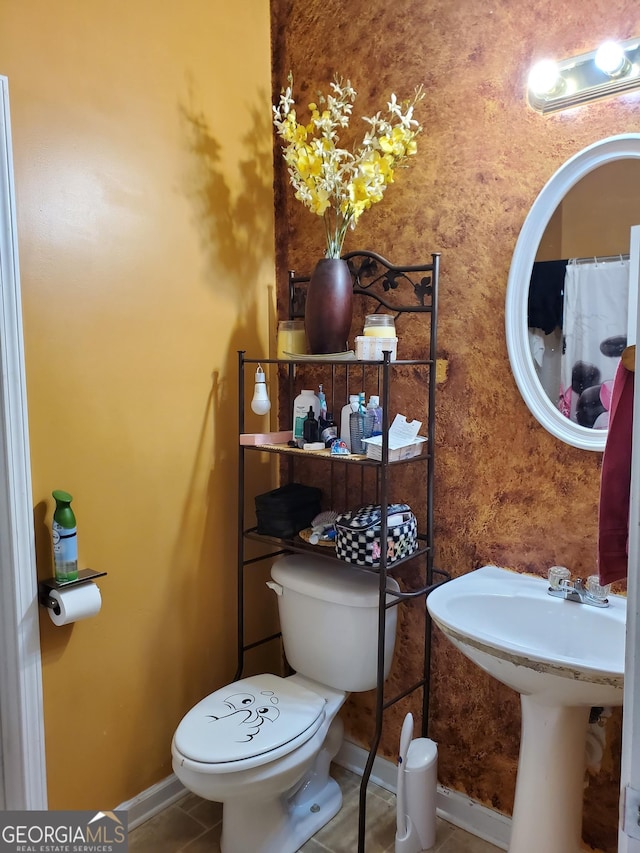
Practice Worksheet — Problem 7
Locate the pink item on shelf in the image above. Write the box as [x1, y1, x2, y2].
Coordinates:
[597, 361, 634, 585]
[239, 431, 293, 445]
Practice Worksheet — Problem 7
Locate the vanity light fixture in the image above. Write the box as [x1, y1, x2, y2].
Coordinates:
[527, 36, 640, 113]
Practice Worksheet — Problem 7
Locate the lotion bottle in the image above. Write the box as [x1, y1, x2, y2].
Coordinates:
[340, 394, 361, 451]
[52, 490, 79, 582]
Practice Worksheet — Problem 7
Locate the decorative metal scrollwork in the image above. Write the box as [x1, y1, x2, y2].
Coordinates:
[413, 274, 433, 306]
[288, 250, 439, 318]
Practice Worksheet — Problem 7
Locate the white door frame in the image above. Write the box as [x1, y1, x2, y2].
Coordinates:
[619, 226, 640, 852]
[0, 75, 47, 810]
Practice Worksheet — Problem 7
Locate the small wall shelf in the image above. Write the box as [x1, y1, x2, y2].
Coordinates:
[38, 568, 107, 612]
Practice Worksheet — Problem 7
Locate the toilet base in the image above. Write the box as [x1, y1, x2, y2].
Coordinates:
[221, 773, 342, 853]
[220, 715, 344, 853]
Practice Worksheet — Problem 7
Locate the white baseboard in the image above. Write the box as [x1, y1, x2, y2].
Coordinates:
[335, 739, 511, 851]
[117, 773, 186, 830]
[119, 740, 511, 850]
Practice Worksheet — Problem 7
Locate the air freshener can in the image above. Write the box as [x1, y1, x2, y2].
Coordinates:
[52, 489, 79, 582]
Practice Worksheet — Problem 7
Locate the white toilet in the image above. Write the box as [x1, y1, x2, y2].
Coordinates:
[171, 553, 400, 853]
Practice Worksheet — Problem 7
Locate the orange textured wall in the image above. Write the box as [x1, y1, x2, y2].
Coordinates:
[0, 0, 277, 808]
[271, 1, 640, 849]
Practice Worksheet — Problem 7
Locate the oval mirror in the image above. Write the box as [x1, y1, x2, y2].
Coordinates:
[506, 134, 640, 451]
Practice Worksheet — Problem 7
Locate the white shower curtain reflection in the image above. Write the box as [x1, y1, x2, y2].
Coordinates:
[560, 258, 630, 429]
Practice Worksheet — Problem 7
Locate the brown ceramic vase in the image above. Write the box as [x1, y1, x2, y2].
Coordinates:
[304, 258, 353, 354]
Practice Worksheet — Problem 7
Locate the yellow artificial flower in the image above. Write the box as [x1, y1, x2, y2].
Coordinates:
[273, 74, 424, 258]
[379, 126, 411, 158]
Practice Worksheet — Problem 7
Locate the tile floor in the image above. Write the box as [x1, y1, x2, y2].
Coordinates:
[128, 765, 502, 853]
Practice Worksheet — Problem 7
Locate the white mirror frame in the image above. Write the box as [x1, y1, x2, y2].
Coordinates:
[506, 133, 640, 452]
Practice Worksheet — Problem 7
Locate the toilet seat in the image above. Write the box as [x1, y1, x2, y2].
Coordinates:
[173, 674, 326, 772]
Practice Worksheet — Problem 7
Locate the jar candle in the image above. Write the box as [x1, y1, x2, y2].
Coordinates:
[363, 314, 396, 337]
[277, 320, 308, 358]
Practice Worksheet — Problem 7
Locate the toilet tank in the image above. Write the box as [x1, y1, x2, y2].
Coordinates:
[269, 553, 400, 692]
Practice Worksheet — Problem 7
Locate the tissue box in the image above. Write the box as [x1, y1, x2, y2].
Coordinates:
[362, 437, 428, 461]
[362, 413, 428, 461]
[355, 335, 398, 361]
[334, 503, 418, 568]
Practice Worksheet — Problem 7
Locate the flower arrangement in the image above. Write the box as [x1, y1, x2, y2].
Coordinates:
[273, 74, 424, 259]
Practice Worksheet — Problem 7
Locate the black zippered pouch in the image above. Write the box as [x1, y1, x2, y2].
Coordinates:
[255, 483, 322, 538]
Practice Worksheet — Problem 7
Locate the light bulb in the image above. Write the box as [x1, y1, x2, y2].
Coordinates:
[595, 41, 630, 77]
[528, 59, 564, 96]
[250, 365, 271, 416]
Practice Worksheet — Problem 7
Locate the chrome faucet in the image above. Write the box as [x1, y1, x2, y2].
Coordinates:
[547, 576, 610, 608]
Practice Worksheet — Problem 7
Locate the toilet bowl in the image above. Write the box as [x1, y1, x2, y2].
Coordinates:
[171, 553, 400, 853]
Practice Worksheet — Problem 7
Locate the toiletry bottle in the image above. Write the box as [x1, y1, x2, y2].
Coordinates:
[348, 400, 363, 453]
[367, 395, 384, 436]
[320, 411, 338, 448]
[293, 389, 320, 445]
[349, 393, 375, 454]
[303, 406, 320, 443]
[318, 384, 327, 423]
[340, 394, 361, 451]
[52, 490, 79, 582]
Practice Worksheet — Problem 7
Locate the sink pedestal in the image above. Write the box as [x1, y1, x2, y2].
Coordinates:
[510, 696, 590, 853]
[427, 566, 625, 853]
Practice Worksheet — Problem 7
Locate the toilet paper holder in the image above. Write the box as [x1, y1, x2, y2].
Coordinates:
[38, 569, 107, 615]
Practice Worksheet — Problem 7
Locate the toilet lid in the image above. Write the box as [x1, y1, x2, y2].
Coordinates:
[173, 674, 326, 765]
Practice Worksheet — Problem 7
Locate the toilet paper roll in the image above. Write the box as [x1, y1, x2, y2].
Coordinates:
[48, 582, 102, 626]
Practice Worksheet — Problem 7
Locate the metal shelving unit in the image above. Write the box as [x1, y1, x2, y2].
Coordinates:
[235, 251, 446, 852]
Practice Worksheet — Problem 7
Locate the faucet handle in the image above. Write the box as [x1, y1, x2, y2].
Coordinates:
[586, 575, 611, 602]
[548, 565, 571, 589]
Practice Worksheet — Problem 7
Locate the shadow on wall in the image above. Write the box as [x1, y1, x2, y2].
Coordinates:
[179, 83, 276, 298]
[112, 87, 281, 792]
[138, 85, 281, 741]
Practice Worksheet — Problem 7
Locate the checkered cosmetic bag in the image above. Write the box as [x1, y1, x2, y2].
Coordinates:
[334, 503, 418, 568]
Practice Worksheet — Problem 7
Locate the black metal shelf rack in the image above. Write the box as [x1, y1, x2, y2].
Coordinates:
[235, 251, 445, 853]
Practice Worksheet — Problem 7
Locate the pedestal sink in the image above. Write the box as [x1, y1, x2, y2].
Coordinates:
[427, 565, 626, 853]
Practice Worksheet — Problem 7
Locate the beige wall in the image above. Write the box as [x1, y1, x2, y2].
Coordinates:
[561, 160, 640, 257]
[537, 160, 640, 259]
[271, 1, 640, 850]
[0, 1, 277, 808]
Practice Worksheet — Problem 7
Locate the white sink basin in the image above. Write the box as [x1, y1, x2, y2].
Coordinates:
[427, 564, 625, 706]
[427, 565, 627, 853]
